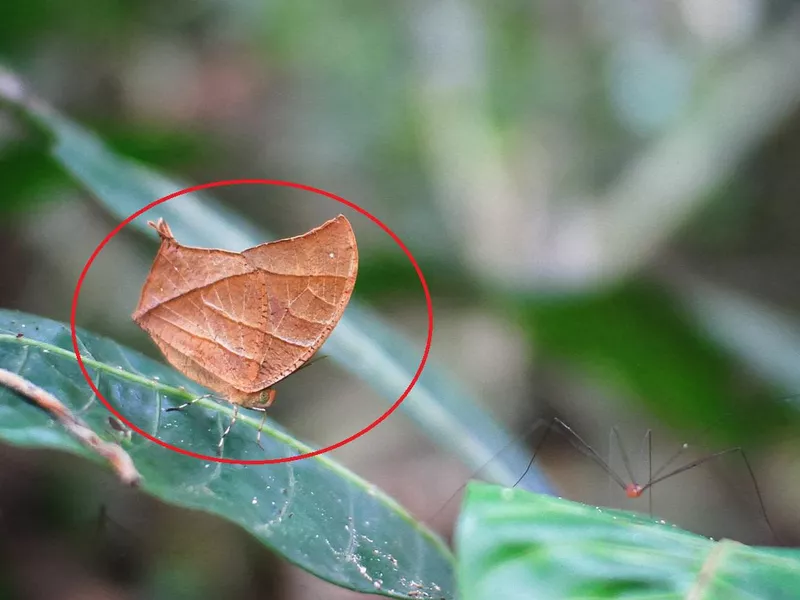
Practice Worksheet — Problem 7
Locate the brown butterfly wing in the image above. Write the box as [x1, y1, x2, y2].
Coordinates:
[132, 216, 357, 401]
[240, 214, 358, 391]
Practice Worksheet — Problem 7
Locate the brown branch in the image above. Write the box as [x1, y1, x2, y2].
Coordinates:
[0, 367, 141, 486]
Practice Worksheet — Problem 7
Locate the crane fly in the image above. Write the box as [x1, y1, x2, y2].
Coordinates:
[427, 416, 779, 544]
[511, 417, 778, 542]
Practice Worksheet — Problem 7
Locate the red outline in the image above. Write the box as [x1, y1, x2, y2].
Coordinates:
[70, 179, 433, 464]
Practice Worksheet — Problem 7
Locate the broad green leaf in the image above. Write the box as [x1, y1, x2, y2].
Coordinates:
[0, 309, 454, 599]
[456, 481, 800, 600]
[0, 65, 554, 496]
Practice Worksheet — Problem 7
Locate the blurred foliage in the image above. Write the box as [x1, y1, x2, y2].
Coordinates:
[0, 125, 205, 214]
[357, 253, 481, 308]
[2, 0, 800, 598]
[516, 281, 798, 446]
[0, 140, 65, 213]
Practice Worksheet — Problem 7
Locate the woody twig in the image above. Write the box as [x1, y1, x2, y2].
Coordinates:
[0, 367, 141, 486]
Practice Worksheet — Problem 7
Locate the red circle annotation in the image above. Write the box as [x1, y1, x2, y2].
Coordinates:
[70, 179, 433, 465]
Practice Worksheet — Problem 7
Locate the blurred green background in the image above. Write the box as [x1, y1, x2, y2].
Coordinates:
[2, 1, 800, 599]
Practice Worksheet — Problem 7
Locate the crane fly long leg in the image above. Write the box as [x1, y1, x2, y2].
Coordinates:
[424, 416, 557, 528]
[511, 421, 554, 489]
[639, 446, 779, 543]
[547, 418, 629, 492]
[611, 426, 638, 489]
[649, 424, 718, 483]
[646, 429, 652, 517]
[511, 417, 628, 492]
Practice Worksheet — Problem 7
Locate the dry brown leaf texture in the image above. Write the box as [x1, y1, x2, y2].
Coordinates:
[132, 215, 358, 408]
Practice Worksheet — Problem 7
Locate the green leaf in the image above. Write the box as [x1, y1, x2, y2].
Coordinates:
[0, 65, 554, 495]
[456, 481, 800, 600]
[0, 309, 454, 599]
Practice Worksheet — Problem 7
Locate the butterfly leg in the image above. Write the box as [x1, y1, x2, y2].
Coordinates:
[217, 404, 240, 457]
[166, 393, 213, 413]
[249, 389, 277, 450]
[250, 409, 268, 450]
